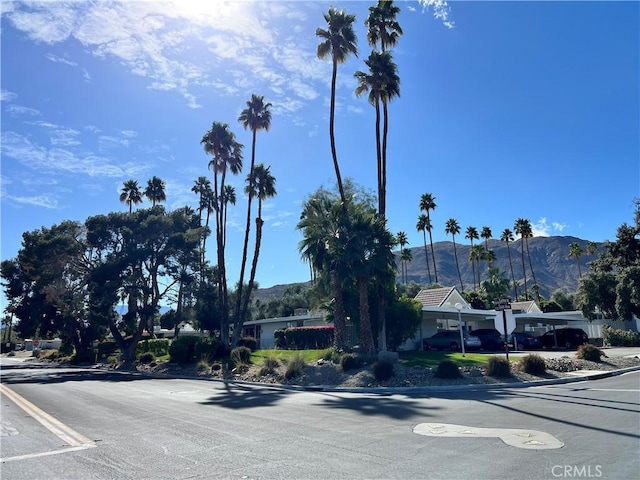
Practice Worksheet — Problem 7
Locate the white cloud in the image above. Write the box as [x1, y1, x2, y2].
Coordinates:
[1, 89, 17, 102]
[45, 52, 77, 66]
[5, 104, 42, 116]
[531, 217, 569, 237]
[418, 0, 455, 29]
[3, 193, 59, 209]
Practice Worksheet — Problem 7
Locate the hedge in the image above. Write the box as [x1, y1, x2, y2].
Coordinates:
[274, 326, 334, 350]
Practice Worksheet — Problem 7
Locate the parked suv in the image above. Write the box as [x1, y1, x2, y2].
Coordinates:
[469, 328, 508, 351]
[422, 331, 482, 351]
[539, 328, 589, 349]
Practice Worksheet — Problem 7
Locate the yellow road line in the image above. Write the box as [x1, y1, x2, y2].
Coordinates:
[0, 383, 96, 450]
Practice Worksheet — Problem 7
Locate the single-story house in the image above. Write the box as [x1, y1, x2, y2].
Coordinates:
[242, 309, 327, 349]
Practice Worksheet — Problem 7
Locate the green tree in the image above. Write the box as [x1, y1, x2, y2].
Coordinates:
[365, 0, 403, 53]
[514, 218, 529, 300]
[144, 176, 166, 207]
[416, 214, 432, 283]
[396, 231, 408, 284]
[419, 193, 438, 283]
[465, 226, 479, 288]
[400, 248, 413, 285]
[568, 241, 584, 278]
[237, 164, 277, 345]
[316, 7, 358, 206]
[445, 218, 464, 291]
[468, 244, 484, 290]
[119, 179, 143, 213]
[200, 121, 244, 345]
[235, 94, 272, 334]
[481, 267, 511, 305]
[500, 228, 518, 300]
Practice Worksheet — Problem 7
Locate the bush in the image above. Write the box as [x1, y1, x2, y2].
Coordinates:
[601, 325, 640, 347]
[136, 339, 170, 357]
[576, 344, 605, 362]
[58, 342, 74, 357]
[139, 352, 156, 364]
[71, 349, 97, 365]
[169, 336, 199, 364]
[435, 360, 462, 379]
[485, 356, 511, 378]
[284, 353, 306, 379]
[373, 361, 394, 381]
[521, 354, 546, 375]
[211, 362, 222, 371]
[259, 351, 280, 376]
[194, 337, 222, 360]
[237, 336, 258, 352]
[340, 353, 360, 372]
[230, 346, 252, 368]
[107, 355, 120, 365]
[275, 326, 335, 350]
[196, 357, 210, 372]
[97, 341, 119, 356]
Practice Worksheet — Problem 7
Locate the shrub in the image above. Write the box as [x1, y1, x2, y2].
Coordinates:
[340, 353, 360, 372]
[107, 355, 120, 365]
[136, 339, 170, 357]
[194, 337, 222, 360]
[230, 346, 252, 368]
[196, 356, 210, 372]
[373, 361, 394, 381]
[58, 342, 74, 357]
[139, 352, 156, 364]
[485, 356, 511, 378]
[97, 341, 119, 356]
[169, 336, 199, 364]
[259, 351, 280, 376]
[521, 354, 546, 375]
[237, 336, 258, 352]
[576, 344, 605, 362]
[211, 362, 222, 371]
[435, 360, 462, 379]
[276, 326, 335, 350]
[284, 353, 306, 379]
[601, 325, 640, 347]
[71, 349, 97, 365]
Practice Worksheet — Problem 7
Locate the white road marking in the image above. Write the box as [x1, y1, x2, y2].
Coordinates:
[0, 384, 96, 463]
[413, 422, 564, 450]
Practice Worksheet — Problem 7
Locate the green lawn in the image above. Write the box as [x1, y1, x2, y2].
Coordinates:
[398, 351, 512, 368]
[252, 349, 329, 365]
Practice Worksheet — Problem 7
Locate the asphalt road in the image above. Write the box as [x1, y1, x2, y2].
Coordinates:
[1, 361, 639, 480]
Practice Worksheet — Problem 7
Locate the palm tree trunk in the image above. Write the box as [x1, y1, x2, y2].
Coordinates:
[358, 276, 374, 355]
[381, 100, 389, 218]
[332, 274, 347, 350]
[239, 200, 264, 341]
[377, 289, 387, 351]
[428, 227, 438, 283]
[453, 239, 463, 291]
[506, 241, 518, 300]
[525, 238, 540, 302]
[375, 99, 382, 216]
[520, 238, 528, 300]
[329, 58, 346, 206]
[422, 230, 432, 283]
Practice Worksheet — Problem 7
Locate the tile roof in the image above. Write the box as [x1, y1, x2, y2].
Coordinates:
[414, 287, 456, 307]
[511, 300, 540, 313]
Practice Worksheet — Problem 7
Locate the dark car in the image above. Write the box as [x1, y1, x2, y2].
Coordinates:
[539, 328, 589, 349]
[469, 328, 508, 351]
[511, 332, 542, 350]
[422, 331, 482, 351]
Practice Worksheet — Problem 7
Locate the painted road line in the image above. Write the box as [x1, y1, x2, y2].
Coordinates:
[0, 383, 95, 462]
[413, 422, 564, 450]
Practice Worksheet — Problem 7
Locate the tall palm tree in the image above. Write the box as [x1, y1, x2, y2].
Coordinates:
[400, 248, 413, 285]
[519, 219, 539, 302]
[354, 51, 399, 218]
[365, 0, 403, 53]
[238, 164, 276, 344]
[469, 244, 484, 290]
[192, 176, 211, 224]
[396, 231, 408, 283]
[236, 94, 272, 329]
[445, 218, 464, 291]
[119, 179, 143, 213]
[419, 193, 438, 282]
[316, 7, 358, 206]
[481, 226, 492, 268]
[568, 242, 584, 278]
[144, 176, 166, 207]
[586, 240, 597, 258]
[416, 214, 432, 283]
[514, 218, 529, 300]
[500, 228, 518, 300]
[465, 226, 479, 287]
[201, 121, 243, 346]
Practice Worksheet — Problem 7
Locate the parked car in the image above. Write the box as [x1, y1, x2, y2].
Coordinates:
[539, 328, 589, 349]
[510, 332, 542, 350]
[469, 328, 510, 351]
[422, 331, 482, 351]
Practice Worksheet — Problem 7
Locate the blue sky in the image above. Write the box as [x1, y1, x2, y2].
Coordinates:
[1, 1, 638, 311]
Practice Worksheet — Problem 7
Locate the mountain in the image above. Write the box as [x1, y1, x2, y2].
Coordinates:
[399, 235, 601, 298]
[255, 236, 601, 301]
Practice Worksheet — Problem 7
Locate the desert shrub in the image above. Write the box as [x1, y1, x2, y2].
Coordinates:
[58, 342, 74, 357]
[71, 349, 97, 365]
[521, 354, 546, 375]
[340, 353, 360, 372]
[107, 355, 120, 365]
[485, 356, 511, 378]
[230, 346, 252, 368]
[136, 339, 170, 357]
[435, 360, 462, 379]
[284, 353, 306, 379]
[139, 352, 156, 364]
[259, 351, 281, 376]
[237, 336, 258, 352]
[196, 356, 210, 372]
[601, 325, 640, 347]
[194, 337, 222, 360]
[576, 344, 605, 362]
[373, 360, 394, 381]
[169, 336, 199, 364]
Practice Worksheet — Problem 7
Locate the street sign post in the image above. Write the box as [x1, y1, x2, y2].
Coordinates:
[494, 299, 513, 361]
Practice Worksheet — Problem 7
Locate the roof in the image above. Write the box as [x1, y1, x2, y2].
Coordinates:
[511, 301, 542, 314]
[414, 287, 457, 308]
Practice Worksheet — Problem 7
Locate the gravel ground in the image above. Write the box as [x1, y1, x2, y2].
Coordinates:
[139, 352, 640, 389]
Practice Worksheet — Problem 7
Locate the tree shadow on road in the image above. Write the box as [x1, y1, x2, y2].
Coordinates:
[316, 392, 442, 420]
[199, 382, 289, 409]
